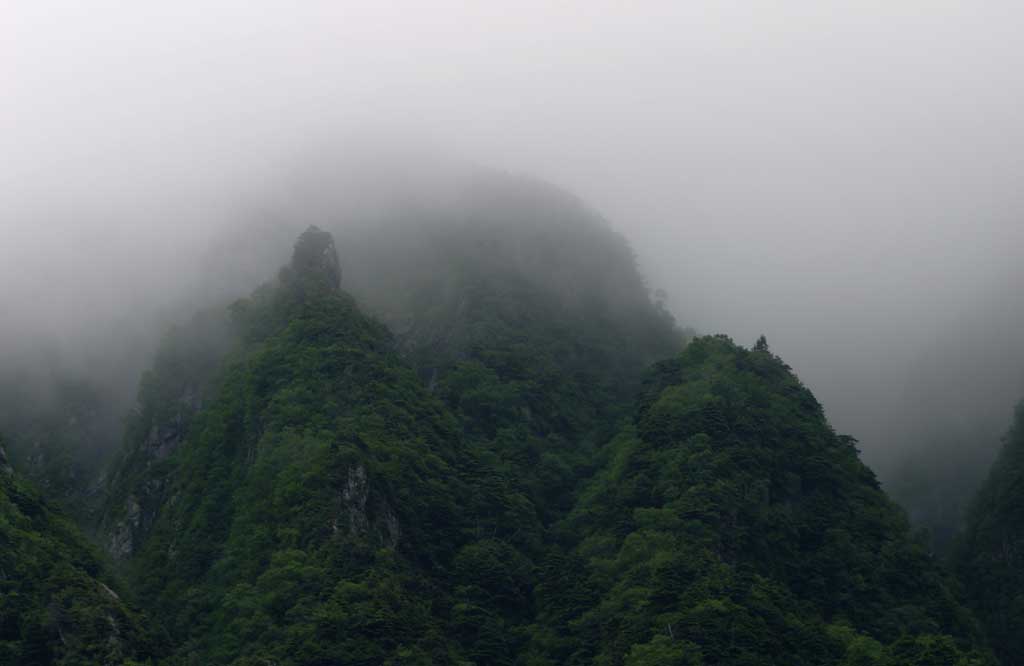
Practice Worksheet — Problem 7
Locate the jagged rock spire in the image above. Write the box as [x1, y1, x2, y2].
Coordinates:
[288, 225, 341, 292]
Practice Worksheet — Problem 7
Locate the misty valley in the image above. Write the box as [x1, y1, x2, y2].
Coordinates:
[2, 170, 1021, 665]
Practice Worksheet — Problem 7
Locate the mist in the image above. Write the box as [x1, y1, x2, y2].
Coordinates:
[4, 1, 1024, 514]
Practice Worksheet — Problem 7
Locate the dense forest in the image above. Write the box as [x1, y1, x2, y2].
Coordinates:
[956, 402, 1024, 666]
[531, 336, 992, 665]
[1, 173, 1020, 665]
[0, 436, 165, 664]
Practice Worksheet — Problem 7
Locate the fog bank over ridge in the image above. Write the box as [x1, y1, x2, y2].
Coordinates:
[3, 1, 1024, 487]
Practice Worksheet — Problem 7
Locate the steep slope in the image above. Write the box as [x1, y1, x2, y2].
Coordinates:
[2, 164, 679, 540]
[0, 436, 164, 665]
[530, 336, 991, 665]
[955, 401, 1024, 666]
[186, 168, 684, 533]
[101, 306, 234, 560]
[334, 171, 683, 519]
[2, 165, 681, 530]
[102, 227, 542, 664]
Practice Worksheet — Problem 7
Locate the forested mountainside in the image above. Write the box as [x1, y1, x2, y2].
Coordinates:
[98, 217, 681, 664]
[86, 222, 995, 665]
[99, 171, 685, 563]
[956, 402, 1024, 666]
[7, 168, 683, 530]
[526, 336, 993, 666]
[0, 436, 164, 665]
[102, 227, 490, 663]
[347, 173, 683, 520]
[0, 174, 1010, 665]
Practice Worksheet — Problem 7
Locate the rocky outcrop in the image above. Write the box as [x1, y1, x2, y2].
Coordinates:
[102, 379, 203, 560]
[336, 464, 400, 549]
[144, 416, 185, 461]
[144, 384, 201, 461]
[282, 225, 341, 295]
[108, 495, 141, 560]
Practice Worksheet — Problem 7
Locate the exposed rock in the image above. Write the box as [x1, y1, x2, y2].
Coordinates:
[342, 464, 370, 534]
[140, 386, 201, 461]
[289, 225, 341, 291]
[336, 464, 400, 548]
[109, 495, 141, 560]
[145, 417, 184, 460]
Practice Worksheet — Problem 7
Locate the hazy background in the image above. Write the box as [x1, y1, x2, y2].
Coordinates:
[3, 2, 1024, 498]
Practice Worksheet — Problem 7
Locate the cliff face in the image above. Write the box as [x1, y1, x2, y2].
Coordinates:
[101, 306, 232, 561]
[102, 226, 346, 561]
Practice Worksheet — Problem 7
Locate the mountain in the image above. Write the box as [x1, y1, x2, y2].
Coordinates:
[92, 168, 689, 664]
[101, 227, 481, 663]
[0, 435, 164, 665]
[339, 172, 683, 519]
[528, 335, 992, 665]
[8, 168, 1004, 664]
[955, 401, 1024, 666]
[100, 198, 684, 662]
[13, 165, 681, 527]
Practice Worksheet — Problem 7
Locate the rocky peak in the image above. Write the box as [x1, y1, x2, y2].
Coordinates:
[289, 225, 341, 291]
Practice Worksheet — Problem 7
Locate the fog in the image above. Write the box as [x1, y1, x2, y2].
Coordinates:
[3, 2, 1024, 510]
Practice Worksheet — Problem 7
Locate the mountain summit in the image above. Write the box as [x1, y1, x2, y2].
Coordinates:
[11, 172, 1001, 664]
[294, 225, 341, 287]
[280, 225, 342, 297]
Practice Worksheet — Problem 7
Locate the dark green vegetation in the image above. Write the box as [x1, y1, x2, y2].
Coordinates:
[0, 435, 163, 665]
[105, 230, 477, 663]
[354, 174, 683, 521]
[527, 336, 993, 665]
[956, 402, 1024, 666]
[97, 200, 685, 663]
[1, 174, 1014, 664]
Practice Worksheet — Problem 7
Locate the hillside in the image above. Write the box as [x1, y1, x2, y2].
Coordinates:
[956, 401, 1024, 666]
[5, 172, 1007, 664]
[528, 336, 993, 665]
[341, 172, 683, 519]
[0, 436, 163, 665]
[102, 226, 576, 664]
[12, 168, 682, 531]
